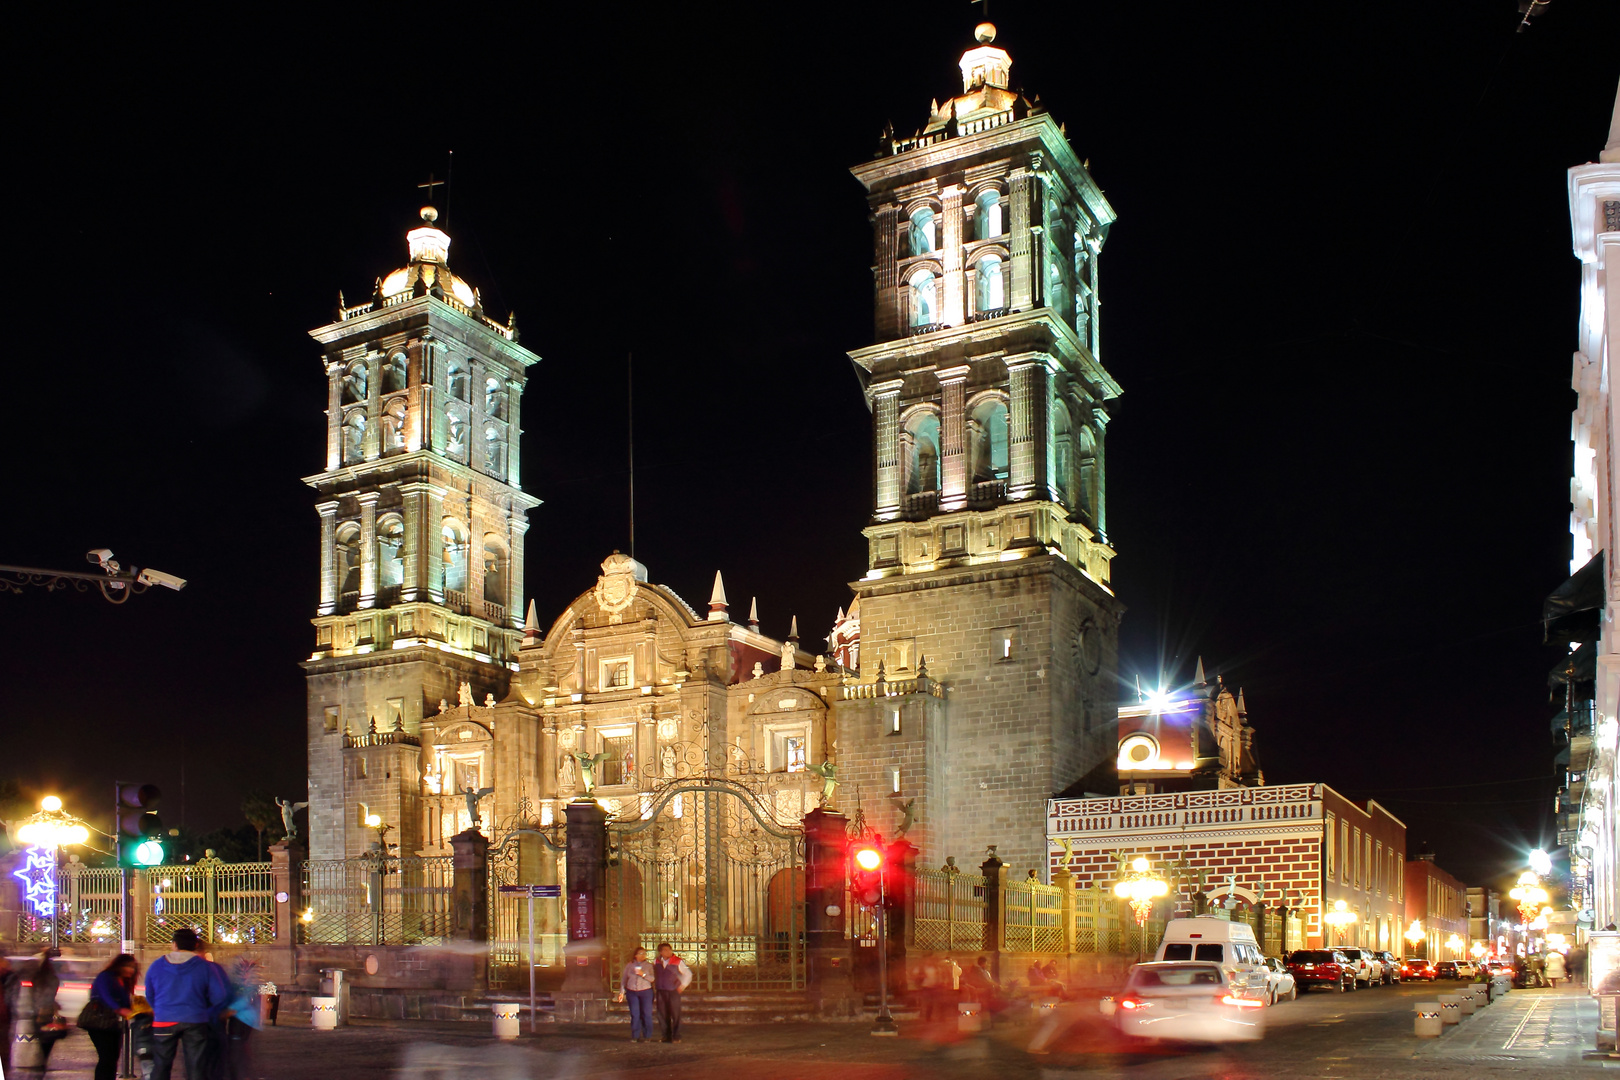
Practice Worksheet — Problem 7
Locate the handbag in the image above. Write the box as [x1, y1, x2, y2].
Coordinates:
[77, 996, 122, 1031]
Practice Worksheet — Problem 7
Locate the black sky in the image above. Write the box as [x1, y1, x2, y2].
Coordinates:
[5, 4, 1617, 885]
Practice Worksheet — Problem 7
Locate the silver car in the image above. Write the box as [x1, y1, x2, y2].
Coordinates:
[1113, 961, 1266, 1043]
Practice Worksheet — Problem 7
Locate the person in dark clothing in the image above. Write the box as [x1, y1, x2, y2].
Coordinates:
[88, 954, 140, 1080]
[653, 942, 692, 1043]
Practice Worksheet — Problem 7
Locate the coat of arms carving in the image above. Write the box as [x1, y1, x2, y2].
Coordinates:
[593, 551, 647, 616]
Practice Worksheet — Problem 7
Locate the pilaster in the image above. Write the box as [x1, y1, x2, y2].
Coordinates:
[407, 339, 429, 452]
[317, 501, 339, 614]
[508, 516, 529, 630]
[1009, 167, 1035, 312]
[468, 507, 487, 617]
[872, 379, 904, 521]
[363, 351, 382, 461]
[1007, 354, 1050, 501]
[873, 203, 902, 340]
[325, 363, 344, 471]
[400, 481, 447, 602]
[939, 184, 964, 327]
[469, 359, 487, 478]
[937, 364, 969, 510]
[358, 492, 378, 608]
[506, 377, 523, 488]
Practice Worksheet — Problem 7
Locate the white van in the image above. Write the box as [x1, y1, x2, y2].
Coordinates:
[1154, 917, 1270, 1001]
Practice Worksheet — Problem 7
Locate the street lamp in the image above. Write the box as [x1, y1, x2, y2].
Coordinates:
[1405, 919, 1424, 956]
[1510, 871, 1550, 923]
[1446, 933, 1463, 958]
[1529, 848, 1553, 877]
[12, 796, 92, 951]
[1114, 857, 1170, 956]
[1324, 899, 1358, 944]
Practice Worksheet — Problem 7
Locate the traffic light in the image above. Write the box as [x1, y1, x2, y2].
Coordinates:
[851, 841, 885, 908]
[117, 783, 163, 863]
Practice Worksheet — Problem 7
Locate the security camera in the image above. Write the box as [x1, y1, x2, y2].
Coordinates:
[87, 549, 120, 573]
[136, 568, 188, 592]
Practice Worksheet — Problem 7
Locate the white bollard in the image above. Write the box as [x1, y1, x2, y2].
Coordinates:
[1438, 995, 1461, 1025]
[11, 980, 43, 1071]
[1472, 985, 1490, 1008]
[1457, 992, 1476, 1016]
[311, 996, 339, 1030]
[492, 1002, 521, 1039]
[958, 1001, 983, 1033]
[1414, 1002, 1442, 1038]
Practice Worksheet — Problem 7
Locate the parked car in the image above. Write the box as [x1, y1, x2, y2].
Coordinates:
[1336, 947, 1378, 988]
[1401, 958, 1437, 981]
[1287, 949, 1354, 993]
[1262, 957, 1297, 1005]
[1111, 961, 1266, 1043]
[1154, 917, 1270, 1001]
[1375, 951, 1402, 983]
[1435, 961, 1462, 980]
[1455, 960, 1479, 978]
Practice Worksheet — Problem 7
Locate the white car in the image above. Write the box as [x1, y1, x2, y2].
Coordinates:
[1335, 947, 1378, 988]
[1455, 960, 1479, 978]
[1112, 961, 1266, 1043]
[1262, 957, 1297, 1005]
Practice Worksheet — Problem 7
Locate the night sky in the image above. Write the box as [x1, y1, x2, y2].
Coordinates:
[6, 5, 1617, 886]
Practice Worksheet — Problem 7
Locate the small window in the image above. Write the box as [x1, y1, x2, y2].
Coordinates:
[324, 705, 340, 733]
[355, 756, 368, 780]
[600, 729, 635, 786]
[909, 269, 937, 327]
[891, 706, 902, 734]
[1163, 943, 1193, 961]
[909, 207, 936, 255]
[994, 627, 1016, 661]
[602, 658, 632, 689]
[1194, 943, 1224, 963]
[357, 802, 370, 826]
[975, 190, 1002, 239]
[891, 767, 902, 793]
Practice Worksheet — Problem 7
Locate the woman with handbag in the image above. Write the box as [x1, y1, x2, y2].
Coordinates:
[83, 953, 139, 1080]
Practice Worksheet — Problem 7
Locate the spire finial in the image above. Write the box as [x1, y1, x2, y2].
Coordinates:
[1194, 656, 1206, 685]
[708, 571, 729, 621]
[788, 615, 799, 642]
[748, 597, 759, 632]
[523, 599, 540, 644]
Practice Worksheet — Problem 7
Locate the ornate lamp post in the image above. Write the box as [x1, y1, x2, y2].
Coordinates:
[1446, 933, 1463, 959]
[1114, 857, 1169, 956]
[1510, 872, 1550, 924]
[1324, 899, 1357, 945]
[13, 796, 91, 951]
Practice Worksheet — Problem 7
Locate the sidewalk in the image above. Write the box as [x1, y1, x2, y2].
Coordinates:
[1415, 984, 1601, 1069]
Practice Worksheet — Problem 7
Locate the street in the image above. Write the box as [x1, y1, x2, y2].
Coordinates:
[24, 983, 1605, 1079]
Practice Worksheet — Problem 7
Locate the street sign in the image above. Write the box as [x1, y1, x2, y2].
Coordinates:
[499, 884, 562, 898]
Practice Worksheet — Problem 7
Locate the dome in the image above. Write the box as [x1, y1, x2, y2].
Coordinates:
[378, 206, 480, 310]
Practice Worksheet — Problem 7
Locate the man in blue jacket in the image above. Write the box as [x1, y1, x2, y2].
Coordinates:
[146, 927, 229, 1080]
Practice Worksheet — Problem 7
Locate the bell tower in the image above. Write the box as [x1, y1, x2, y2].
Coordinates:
[841, 24, 1124, 874]
[301, 205, 541, 860]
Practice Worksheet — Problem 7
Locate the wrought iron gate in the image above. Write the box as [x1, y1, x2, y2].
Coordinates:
[606, 764, 806, 991]
[488, 827, 567, 990]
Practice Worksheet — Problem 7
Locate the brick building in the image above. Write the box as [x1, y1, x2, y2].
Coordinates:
[1048, 783, 1406, 953]
[1405, 853, 1469, 961]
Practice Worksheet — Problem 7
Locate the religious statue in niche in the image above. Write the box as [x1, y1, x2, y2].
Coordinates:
[660, 744, 676, 778]
[780, 639, 795, 672]
[559, 753, 575, 789]
[445, 411, 467, 458]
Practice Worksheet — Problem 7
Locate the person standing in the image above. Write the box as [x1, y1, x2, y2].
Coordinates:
[619, 947, 655, 1042]
[1546, 949, 1567, 989]
[85, 954, 139, 1080]
[221, 956, 264, 1080]
[917, 955, 940, 1021]
[146, 928, 229, 1080]
[653, 942, 692, 1043]
[940, 954, 962, 1018]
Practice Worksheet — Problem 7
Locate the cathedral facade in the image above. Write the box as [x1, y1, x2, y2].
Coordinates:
[301, 24, 1124, 878]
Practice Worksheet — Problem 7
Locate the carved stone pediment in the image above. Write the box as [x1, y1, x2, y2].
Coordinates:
[593, 551, 648, 616]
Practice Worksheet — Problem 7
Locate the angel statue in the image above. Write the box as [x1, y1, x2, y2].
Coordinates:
[806, 761, 839, 807]
[893, 797, 917, 838]
[461, 785, 496, 826]
[574, 751, 609, 795]
[275, 797, 309, 839]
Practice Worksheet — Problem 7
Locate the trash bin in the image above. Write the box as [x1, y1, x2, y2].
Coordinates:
[1415, 1002, 1442, 1038]
[1438, 995, 1462, 1024]
[958, 1001, 983, 1033]
[311, 996, 339, 1030]
[492, 1003, 521, 1039]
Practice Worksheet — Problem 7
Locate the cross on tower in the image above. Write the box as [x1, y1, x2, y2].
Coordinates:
[417, 174, 445, 203]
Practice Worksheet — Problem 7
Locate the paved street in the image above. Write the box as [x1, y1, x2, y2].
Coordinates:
[19, 982, 1610, 1079]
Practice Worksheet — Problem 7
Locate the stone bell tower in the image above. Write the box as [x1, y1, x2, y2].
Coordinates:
[839, 23, 1124, 876]
[300, 204, 541, 860]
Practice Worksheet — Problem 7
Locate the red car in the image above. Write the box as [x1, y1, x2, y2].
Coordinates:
[1286, 950, 1354, 992]
[1401, 958, 1437, 981]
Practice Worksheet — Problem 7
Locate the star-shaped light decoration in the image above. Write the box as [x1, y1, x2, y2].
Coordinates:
[12, 845, 57, 917]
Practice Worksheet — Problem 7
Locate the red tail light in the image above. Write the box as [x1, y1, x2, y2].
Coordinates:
[1222, 994, 1265, 1009]
[1119, 996, 1150, 1011]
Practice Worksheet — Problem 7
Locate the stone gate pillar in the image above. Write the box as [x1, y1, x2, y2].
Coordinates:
[980, 848, 1008, 982]
[450, 828, 489, 943]
[562, 800, 607, 993]
[802, 808, 854, 1010]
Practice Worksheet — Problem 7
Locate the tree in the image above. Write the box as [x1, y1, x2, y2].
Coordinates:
[241, 790, 283, 861]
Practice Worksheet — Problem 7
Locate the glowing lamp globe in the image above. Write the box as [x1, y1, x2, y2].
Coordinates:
[40, 796, 62, 812]
[1113, 857, 1169, 925]
[365, 814, 382, 828]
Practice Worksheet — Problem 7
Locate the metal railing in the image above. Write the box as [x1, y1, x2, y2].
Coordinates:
[912, 868, 987, 952]
[1004, 877, 1065, 953]
[301, 855, 455, 946]
[139, 858, 275, 946]
[18, 864, 126, 946]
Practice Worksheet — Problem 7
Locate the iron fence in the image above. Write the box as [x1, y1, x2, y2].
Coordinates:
[300, 855, 454, 945]
[1004, 877, 1065, 953]
[139, 858, 274, 946]
[18, 863, 125, 947]
[912, 868, 987, 952]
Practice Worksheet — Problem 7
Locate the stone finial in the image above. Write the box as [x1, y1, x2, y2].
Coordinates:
[788, 615, 799, 642]
[524, 599, 541, 644]
[1194, 656, 1206, 685]
[708, 571, 729, 622]
[748, 597, 759, 632]
[814, 654, 827, 673]
[751, 661, 764, 679]
[438, 698, 449, 716]
[393, 714, 405, 732]
[368, 716, 378, 734]
[917, 654, 929, 679]
[875, 657, 887, 683]
[1237, 688, 1247, 716]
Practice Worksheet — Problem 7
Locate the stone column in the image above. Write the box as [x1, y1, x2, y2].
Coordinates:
[1006, 355, 1050, 502]
[508, 516, 529, 630]
[562, 800, 608, 993]
[505, 376, 524, 488]
[469, 359, 488, 475]
[980, 849, 1008, 982]
[363, 352, 382, 461]
[872, 203, 901, 340]
[358, 492, 378, 609]
[937, 366, 969, 511]
[939, 184, 964, 327]
[450, 828, 490, 943]
[325, 363, 344, 470]
[317, 501, 339, 615]
[1092, 409, 1110, 541]
[1008, 167, 1035, 311]
[871, 380, 904, 521]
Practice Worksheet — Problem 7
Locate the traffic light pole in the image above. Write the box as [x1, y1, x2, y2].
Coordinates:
[872, 869, 897, 1036]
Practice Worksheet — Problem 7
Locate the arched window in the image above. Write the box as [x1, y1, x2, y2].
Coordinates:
[908, 207, 936, 256]
[442, 522, 469, 600]
[909, 269, 937, 328]
[484, 376, 504, 420]
[482, 537, 508, 610]
[975, 190, 1002, 240]
[484, 425, 506, 475]
[381, 399, 407, 453]
[343, 409, 367, 464]
[1076, 426, 1099, 526]
[378, 516, 405, 590]
[447, 358, 470, 402]
[969, 399, 1009, 483]
[906, 413, 941, 494]
[1051, 401, 1073, 506]
[342, 361, 368, 404]
[335, 522, 362, 602]
[383, 352, 408, 394]
[975, 255, 1005, 313]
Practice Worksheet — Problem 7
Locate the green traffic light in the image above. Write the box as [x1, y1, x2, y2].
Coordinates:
[134, 838, 164, 866]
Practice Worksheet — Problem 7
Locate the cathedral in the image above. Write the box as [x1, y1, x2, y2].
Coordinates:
[301, 23, 1124, 878]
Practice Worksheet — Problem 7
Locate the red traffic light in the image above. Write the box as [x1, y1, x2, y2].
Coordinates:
[854, 845, 883, 871]
[850, 841, 886, 908]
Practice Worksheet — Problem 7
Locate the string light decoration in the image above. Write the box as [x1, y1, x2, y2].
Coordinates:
[1113, 856, 1169, 925]
[12, 846, 58, 917]
[1509, 871, 1550, 923]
